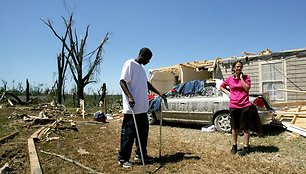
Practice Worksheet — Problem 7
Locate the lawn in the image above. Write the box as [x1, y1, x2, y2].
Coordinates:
[0, 106, 305, 174]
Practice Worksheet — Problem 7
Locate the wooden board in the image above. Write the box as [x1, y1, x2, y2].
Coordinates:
[28, 138, 43, 174]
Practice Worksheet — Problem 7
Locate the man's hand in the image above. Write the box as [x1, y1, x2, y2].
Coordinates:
[128, 97, 135, 108]
[161, 93, 167, 100]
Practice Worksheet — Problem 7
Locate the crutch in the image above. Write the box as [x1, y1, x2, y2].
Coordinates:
[159, 97, 168, 160]
[130, 108, 147, 173]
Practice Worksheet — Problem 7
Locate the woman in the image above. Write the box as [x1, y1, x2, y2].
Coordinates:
[220, 61, 252, 156]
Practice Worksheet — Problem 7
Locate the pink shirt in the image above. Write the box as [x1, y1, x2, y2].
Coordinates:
[220, 75, 252, 108]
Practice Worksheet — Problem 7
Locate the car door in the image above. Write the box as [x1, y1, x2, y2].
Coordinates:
[189, 87, 225, 122]
[161, 97, 191, 121]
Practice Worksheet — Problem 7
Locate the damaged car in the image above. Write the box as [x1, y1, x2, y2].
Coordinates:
[148, 79, 274, 133]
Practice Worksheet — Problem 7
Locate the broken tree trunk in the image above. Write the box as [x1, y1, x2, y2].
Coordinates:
[26, 79, 30, 103]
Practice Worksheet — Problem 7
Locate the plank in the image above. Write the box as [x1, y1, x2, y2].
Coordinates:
[277, 89, 306, 94]
[282, 122, 306, 137]
[271, 101, 306, 107]
[28, 138, 43, 174]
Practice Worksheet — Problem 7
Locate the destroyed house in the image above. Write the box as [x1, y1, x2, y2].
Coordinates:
[150, 48, 306, 102]
[149, 59, 218, 94]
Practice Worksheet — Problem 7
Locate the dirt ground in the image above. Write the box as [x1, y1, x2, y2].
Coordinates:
[0, 106, 306, 174]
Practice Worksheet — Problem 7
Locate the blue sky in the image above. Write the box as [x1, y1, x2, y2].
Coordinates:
[1, 0, 306, 94]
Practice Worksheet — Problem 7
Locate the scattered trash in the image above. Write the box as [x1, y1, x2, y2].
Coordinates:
[77, 148, 90, 155]
[105, 113, 113, 120]
[46, 137, 60, 142]
[201, 125, 216, 132]
[93, 111, 107, 122]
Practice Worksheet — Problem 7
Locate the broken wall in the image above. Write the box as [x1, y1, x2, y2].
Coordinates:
[181, 66, 212, 83]
[150, 71, 180, 94]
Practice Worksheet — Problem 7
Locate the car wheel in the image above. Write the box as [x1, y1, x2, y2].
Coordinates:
[147, 110, 157, 125]
[214, 112, 231, 133]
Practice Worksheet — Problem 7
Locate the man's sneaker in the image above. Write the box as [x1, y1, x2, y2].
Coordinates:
[118, 160, 132, 168]
[230, 144, 238, 155]
[238, 146, 249, 156]
[134, 155, 154, 163]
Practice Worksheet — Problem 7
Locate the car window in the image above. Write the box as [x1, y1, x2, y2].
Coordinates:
[202, 86, 223, 97]
[165, 80, 223, 98]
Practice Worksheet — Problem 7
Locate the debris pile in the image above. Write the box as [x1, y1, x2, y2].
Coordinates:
[273, 89, 306, 137]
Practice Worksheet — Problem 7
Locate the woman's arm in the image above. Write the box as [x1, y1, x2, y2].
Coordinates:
[240, 73, 250, 92]
[220, 86, 230, 97]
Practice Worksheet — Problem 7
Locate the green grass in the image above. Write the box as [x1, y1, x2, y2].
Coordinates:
[0, 115, 15, 137]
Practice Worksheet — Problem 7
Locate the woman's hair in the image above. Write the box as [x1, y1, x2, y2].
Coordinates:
[231, 61, 243, 74]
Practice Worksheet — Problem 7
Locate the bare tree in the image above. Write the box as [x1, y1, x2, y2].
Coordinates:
[42, 14, 109, 106]
[17, 82, 23, 93]
[1, 80, 8, 92]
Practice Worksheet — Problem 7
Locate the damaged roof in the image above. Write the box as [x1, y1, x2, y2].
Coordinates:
[221, 48, 306, 65]
[149, 59, 221, 73]
[149, 48, 306, 73]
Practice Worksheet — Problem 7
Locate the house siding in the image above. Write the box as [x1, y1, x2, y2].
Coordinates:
[286, 56, 306, 101]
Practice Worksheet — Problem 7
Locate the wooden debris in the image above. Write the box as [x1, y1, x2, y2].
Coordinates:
[0, 131, 19, 144]
[282, 122, 306, 137]
[0, 163, 10, 174]
[271, 101, 306, 107]
[30, 127, 46, 140]
[74, 120, 105, 124]
[28, 138, 43, 174]
[273, 89, 306, 136]
[277, 89, 306, 94]
[46, 137, 60, 142]
[40, 150, 103, 174]
[80, 99, 85, 119]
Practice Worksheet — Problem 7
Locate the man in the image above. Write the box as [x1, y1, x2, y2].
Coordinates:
[117, 47, 163, 168]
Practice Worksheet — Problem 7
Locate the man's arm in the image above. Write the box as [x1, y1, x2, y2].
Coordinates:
[120, 79, 135, 108]
[147, 81, 162, 97]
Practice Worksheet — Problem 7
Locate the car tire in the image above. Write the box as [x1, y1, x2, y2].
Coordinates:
[214, 112, 231, 133]
[147, 110, 157, 125]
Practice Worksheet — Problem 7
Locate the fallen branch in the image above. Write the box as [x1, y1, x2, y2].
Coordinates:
[74, 120, 105, 124]
[0, 163, 9, 174]
[40, 150, 103, 174]
[1, 142, 27, 146]
[0, 130, 19, 144]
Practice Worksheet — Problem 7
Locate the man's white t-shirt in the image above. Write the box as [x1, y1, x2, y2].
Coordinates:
[120, 59, 149, 114]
